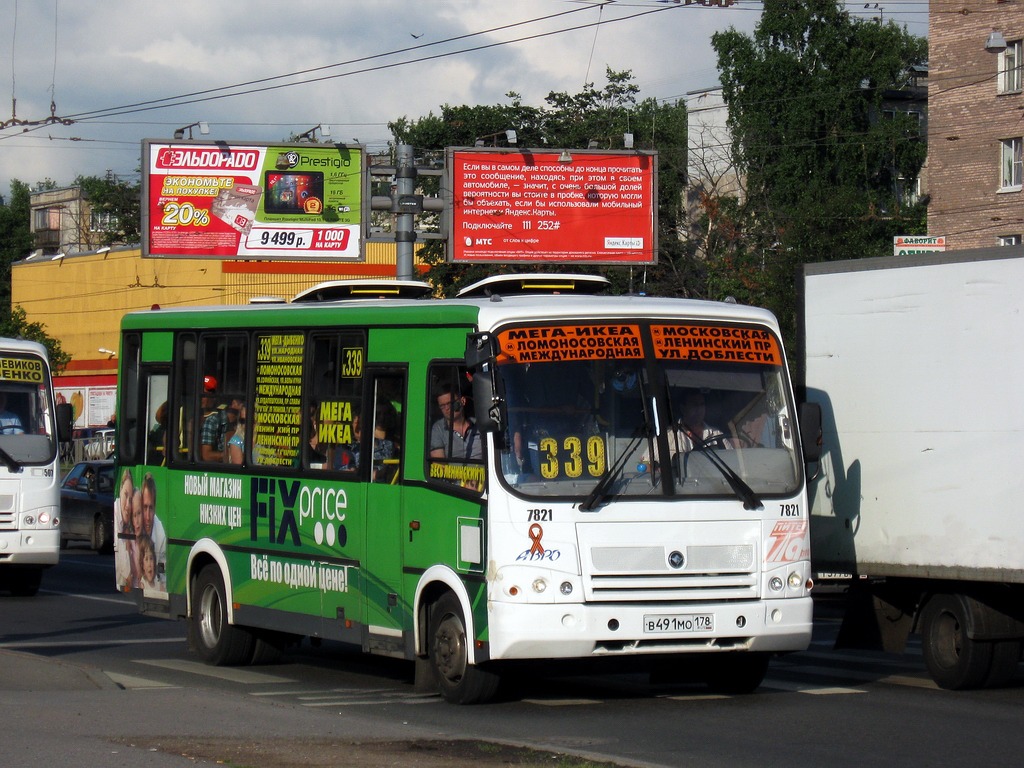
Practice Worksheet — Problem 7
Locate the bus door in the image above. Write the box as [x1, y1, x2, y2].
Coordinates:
[354, 370, 406, 654]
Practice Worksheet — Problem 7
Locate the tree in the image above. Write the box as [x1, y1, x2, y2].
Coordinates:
[0, 180, 33, 312]
[708, 0, 928, 351]
[389, 69, 694, 297]
[0, 306, 70, 373]
[0, 180, 69, 370]
[75, 172, 141, 247]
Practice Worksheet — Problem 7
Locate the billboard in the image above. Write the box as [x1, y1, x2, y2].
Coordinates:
[447, 148, 657, 265]
[894, 235, 946, 256]
[142, 140, 365, 260]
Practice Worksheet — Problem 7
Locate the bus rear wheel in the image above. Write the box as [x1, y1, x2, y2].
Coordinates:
[428, 592, 500, 704]
[191, 565, 254, 666]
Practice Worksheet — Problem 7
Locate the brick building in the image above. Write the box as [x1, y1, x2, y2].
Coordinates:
[928, 0, 1024, 249]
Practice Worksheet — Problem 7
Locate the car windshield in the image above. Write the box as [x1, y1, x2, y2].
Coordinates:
[0, 368, 57, 465]
[493, 320, 801, 502]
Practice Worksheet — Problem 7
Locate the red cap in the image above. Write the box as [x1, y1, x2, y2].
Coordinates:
[203, 375, 218, 392]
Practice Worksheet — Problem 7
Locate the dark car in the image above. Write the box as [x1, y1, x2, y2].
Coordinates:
[60, 460, 115, 553]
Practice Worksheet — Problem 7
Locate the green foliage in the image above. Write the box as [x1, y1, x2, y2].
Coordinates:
[75, 171, 141, 246]
[707, 0, 928, 349]
[0, 306, 70, 373]
[389, 69, 692, 297]
[0, 180, 33, 310]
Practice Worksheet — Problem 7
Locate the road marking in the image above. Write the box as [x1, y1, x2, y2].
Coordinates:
[761, 679, 866, 695]
[521, 698, 604, 706]
[105, 671, 179, 690]
[136, 658, 294, 684]
[0, 638, 182, 649]
[40, 589, 135, 606]
[875, 674, 939, 690]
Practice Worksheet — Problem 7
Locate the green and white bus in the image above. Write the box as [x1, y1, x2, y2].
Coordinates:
[115, 274, 821, 703]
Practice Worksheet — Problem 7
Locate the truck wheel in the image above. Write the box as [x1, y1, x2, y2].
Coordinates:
[705, 652, 770, 694]
[919, 593, 992, 689]
[428, 592, 500, 704]
[190, 565, 254, 666]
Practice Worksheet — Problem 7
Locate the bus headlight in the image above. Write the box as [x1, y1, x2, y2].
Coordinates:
[788, 571, 803, 589]
[532, 578, 547, 594]
[769, 576, 784, 592]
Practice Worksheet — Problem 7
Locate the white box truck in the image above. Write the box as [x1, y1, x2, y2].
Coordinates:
[802, 247, 1024, 689]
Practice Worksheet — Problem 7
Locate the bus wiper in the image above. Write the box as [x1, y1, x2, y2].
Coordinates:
[579, 427, 646, 512]
[0, 444, 24, 473]
[688, 436, 763, 511]
[580, 371, 653, 512]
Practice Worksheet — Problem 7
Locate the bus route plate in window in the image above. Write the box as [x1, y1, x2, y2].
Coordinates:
[643, 613, 714, 633]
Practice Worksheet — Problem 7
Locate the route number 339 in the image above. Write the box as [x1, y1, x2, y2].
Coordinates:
[538, 435, 606, 480]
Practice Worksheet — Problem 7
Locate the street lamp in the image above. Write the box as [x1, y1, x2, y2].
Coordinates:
[173, 121, 210, 140]
[985, 30, 1008, 53]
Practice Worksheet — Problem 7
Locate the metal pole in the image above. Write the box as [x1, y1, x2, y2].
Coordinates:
[395, 143, 416, 280]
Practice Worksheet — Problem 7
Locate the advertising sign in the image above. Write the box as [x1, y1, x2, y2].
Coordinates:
[142, 140, 364, 260]
[894, 235, 946, 256]
[448, 148, 657, 265]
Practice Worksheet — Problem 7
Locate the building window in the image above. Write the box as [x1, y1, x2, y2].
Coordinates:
[1000, 138, 1023, 190]
[999, 235, 1022, 247]
[999, 40, 1023, 94]
[90, 210, 117, 232]
[33, 208, 61, 231]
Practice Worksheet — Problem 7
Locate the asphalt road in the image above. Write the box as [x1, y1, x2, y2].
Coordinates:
[3, 549, 1024, 768]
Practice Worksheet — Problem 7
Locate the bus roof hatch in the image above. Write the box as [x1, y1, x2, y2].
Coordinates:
[292, 279, 434, 303]
[456, 273, 610, 299]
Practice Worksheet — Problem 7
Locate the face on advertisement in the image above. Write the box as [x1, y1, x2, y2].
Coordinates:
[142, 481, 156, 533]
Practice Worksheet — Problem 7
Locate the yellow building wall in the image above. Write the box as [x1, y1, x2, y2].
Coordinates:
[12, 243, 426, 377]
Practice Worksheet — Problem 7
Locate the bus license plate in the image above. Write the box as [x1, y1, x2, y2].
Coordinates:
[643, 614, 714, 633]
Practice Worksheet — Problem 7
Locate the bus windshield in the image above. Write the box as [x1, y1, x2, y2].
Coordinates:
[0, 355, 57, 465]
[494, 320, 800, 501]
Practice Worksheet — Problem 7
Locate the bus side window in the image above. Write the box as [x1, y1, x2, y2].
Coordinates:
[426, 363, 484, 492]
[371, 374, 403, 484]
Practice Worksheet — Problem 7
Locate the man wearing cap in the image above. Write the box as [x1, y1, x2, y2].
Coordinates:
[200, 376, 227, 462]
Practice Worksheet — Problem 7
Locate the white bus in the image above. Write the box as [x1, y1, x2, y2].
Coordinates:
[0, 338, 71, 596]
[117, 274, 821, 702]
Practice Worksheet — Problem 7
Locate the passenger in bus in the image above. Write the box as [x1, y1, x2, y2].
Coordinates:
[0, 393, 24, 434]
[306, 403, 327, 467]
[642, 389, 733, 470]
[227, 402, 246, 465]
[672, 389, 732, 451]
[430, 386, 481, 461]
[369, 402, 399, 482]
[149, 401, 168, 465]
[200, 376, 227, 462]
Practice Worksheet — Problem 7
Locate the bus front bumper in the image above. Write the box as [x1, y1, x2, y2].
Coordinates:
[485, 597, 813, 661]
[0, 529, 60, 566]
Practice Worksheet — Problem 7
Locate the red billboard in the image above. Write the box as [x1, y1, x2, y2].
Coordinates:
[447, 149, 657, 265]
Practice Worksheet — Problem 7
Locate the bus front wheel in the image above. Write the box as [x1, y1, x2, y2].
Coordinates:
[190, 565, 254, 666]
[428, 592, 500, 704]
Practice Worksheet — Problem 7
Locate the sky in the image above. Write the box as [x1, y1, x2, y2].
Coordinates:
[0, 0, 928, 197]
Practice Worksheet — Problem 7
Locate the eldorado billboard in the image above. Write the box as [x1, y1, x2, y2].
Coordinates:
[142, 140, 364, 260]
[447, 148, 657, 265]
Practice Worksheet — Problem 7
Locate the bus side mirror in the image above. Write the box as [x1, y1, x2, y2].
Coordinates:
[55, 402, 74, 443]
[799, 401, 822, 464]
[465, 332, 505, 434]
